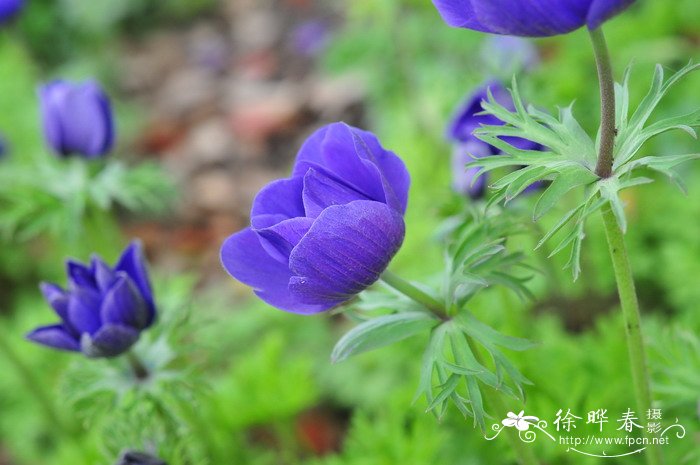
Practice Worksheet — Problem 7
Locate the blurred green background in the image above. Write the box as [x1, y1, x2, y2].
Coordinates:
[0, 0, 698, 464]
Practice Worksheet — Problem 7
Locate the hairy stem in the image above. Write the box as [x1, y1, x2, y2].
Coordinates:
[380, 270, 448, 318]
[126, 351, 150, 380]
[380, 270, 540, 465]
[589, 27, 616, 178]
[601, 207, 663, 465]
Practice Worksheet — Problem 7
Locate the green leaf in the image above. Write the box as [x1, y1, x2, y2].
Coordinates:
[331, 312, 438, 363]
[598, 177, 627, 233]
[456, 312, 537, 352]
[533, 166, 597, 220]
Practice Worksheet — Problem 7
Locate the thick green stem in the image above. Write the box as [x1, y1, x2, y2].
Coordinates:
[589, 27, 616, 179]
[380, 270, 448, 318]
[380, 270, 540, 465]
[601, 207, 663, 465]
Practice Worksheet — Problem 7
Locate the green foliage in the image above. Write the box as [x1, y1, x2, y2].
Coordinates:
[470, 63, 700, 280]
[333, 211, 536, 430]
[331, 311, 439, 363]
[0, 157, 175, 242]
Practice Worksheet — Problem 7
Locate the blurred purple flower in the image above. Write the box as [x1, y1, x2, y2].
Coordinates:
[292, 20, 331, 57]
[452, 141, 490, 199]
[116, 451, 167, 465]
[39, 80, 115, 158]
[448, 80, 540, 151]
[0, 0, 23, 24]
[0, 134, 7, 159]
[480, 36, 539, 75]
[27, 242, 156, 358]
[447, 81, 544, 199]
[221, 122, 410, 314]
[432, 0, 635, 37]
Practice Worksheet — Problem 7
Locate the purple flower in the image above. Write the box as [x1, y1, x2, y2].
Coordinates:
[432, 0, 635, 37]
[221, 122, 410, 314]
[447, 81, 544, 199]
[39, 80, 115, 158]
[292, 20, 331, 57]
[448, 80, 540, 151]
[27, 242, 156, 358]
[0, 134, 7, 159]
[116, 451, 167, 465]
[480, 36, 539, 75]
[452, 141, 490, 199]
[0, 0, 23, 24]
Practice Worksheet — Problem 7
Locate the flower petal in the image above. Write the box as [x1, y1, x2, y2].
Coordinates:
[92, 256, 117, 292]
[115, 241, 156, 326]
[80, 324, 139, 358]
[433, 0, 634, 37]
[101, 274, 149, 330]
[587, 0, 636, 29]
[256, 217, 315, 262]
[220, 227, 326, 314]
[352, 129, 411, 213]
[67, 260, 97, 290]
[67, 288, 102, 335]
[26, 324, 80, 352]
[250, 177, 305, 226]
[301, 167, 369, 218]
[288, 200, 405, 307]
[447, 80, 510, 144]
[39, 282, 70, 322]
[451, 142, 491, 199]
[468, 0, 589, 36]
[292, 123, 410, 213]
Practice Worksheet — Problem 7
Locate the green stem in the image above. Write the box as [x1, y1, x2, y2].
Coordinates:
[589, 27, 617, 179]
[380, 270, 540, 465]
[126, 351, 150, 381]
[0, 328, 65, 431]
[380, 270, 448, 318]
[601, 207, 663, 465]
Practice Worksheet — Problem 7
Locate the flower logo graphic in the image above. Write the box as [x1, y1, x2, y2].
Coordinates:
[502, 411, 540, 431]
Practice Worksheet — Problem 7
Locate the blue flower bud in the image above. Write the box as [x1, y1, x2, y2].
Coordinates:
[221, 122, 410, 314]
[27, 242, 156, 358]
[38, 80, 115, 158]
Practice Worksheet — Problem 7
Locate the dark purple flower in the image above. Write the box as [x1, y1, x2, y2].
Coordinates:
[432, 0, 635, 37]
[116, 451, 167, 465]
[39, 80, 115, 158]
[27, 242, 156, 358]
[0, 0, 23, 24]
[292, 20, 331, 57]
[447, 81, 544, 199]
[221, 122, 410, 314]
